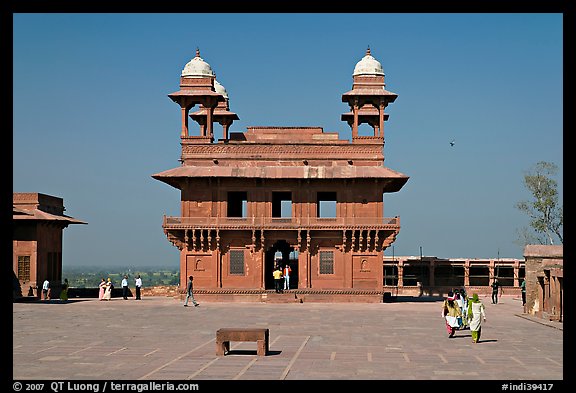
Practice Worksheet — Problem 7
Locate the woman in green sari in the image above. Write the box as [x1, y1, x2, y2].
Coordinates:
[467, 293, 486, 343]
[59, 278, 69, 302]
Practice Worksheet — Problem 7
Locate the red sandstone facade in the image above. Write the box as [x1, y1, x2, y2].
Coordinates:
[523, 245, 563, 322]
[383, 255, 525, 298]
[12, 192, 86, 299]
[153, 48, 409, 302]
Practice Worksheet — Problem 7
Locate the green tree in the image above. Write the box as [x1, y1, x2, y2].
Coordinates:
[516, 161, 563, 245]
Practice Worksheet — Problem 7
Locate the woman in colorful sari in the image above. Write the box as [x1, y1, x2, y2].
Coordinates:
[98, 278, 106, 301]
[458, 288, 469, 329]
[467, 293, 486, 343]
[441, 291, 462, 338]
[103, 278, 113, 301]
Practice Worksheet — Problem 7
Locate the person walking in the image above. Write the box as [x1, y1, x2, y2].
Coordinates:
[441, 291, 462, 338]
[42, 279, 50, 300]
[273, 265, 283, 293]
[520, 278, 527, 308]
[121, 275, 129, 300]
[491, 279, 501, 304]
[135, 274, 142, 300]
[458, 288, 469, 329]
[184, 275, 199, 307]
[283, 264, 292, 290]
[98, 278, 106, 301]
[467, 293, 486, 343]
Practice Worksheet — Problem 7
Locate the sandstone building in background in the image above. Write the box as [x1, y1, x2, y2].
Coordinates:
[153, 48, 408, 302]
[12, 192, 86, 299]
[523, 245, 563, 322]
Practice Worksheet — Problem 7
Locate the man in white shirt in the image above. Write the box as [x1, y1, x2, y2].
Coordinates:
[135, 275, 142, 300]
[42, 279, 50, 300]
[121, 275, 129, 300]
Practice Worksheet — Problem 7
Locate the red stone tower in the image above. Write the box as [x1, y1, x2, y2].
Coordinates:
[341, 47, 398, 141]
[153, 48, 409, 302]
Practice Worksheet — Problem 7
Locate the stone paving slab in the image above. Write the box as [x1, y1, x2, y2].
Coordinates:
[12, 295, 565, 385]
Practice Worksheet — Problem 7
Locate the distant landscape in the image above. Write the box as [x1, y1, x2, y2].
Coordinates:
[62, 266, 180, 288]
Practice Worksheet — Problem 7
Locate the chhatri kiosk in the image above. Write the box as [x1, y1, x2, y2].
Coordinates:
[153, 48, 409, 302]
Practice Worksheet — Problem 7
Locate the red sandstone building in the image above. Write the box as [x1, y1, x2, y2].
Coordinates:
[523, 245, 563, 322]
[383, 255, 525, 298]
[153, 48, 409, 302]
[12, 192, 86, 299]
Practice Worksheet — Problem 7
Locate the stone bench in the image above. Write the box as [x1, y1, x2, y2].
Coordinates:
[216, 328, 269, 356]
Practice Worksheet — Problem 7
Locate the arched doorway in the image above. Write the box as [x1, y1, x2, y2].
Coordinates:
[265, 240, 297, 290]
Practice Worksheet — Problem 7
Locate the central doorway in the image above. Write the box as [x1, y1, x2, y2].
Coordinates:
[265, 240, 298, 290]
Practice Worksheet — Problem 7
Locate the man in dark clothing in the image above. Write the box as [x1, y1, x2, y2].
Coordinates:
[521, 278, 526, 306]
[491, 279, 501, 304]
[184, 275, 199, 307]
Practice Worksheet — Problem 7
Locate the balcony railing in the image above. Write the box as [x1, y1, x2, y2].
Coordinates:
[162, 215, 399, 230]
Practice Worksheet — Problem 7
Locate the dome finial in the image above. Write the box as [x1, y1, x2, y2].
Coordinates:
[353, 46, 384, 76]
[181, 48, 215, 78]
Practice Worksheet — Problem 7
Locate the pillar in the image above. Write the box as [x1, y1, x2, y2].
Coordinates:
[352, 99, 359, 138]
[379, 101, 385, 138]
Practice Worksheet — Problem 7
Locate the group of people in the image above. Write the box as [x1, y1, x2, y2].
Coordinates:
[442, 288, 486, 343]
[272, 263, 292, 293]
[41, 278, 69, 301]
[98, 274, 143, 301]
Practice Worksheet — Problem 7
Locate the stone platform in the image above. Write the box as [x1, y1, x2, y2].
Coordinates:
[13, 295, 564, 383]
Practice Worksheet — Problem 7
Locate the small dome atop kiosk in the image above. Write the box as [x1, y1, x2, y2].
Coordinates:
[181, 48, 215, 78]
[214, 79, 228, 99]
[352, 47, 384, 76]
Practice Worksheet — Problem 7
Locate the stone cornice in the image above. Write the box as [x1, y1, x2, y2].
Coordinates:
[181, 143, 384, 159]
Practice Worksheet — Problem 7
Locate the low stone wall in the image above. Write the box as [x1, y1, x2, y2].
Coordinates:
[141, 285, 181, 298]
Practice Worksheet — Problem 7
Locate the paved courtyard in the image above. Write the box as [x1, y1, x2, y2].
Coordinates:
[13, 294, 563, 383]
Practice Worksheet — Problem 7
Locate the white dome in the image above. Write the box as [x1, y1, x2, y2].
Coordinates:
[353, 48, 384, 76]
[214, 79, 228, 99]
[181, 49, 215, 78]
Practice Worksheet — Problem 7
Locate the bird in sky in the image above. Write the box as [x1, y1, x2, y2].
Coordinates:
[450, 139, 456, 147]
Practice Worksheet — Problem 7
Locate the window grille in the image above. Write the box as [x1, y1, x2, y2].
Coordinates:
[229, 250, 245, 275]
[18, 255, 30, 281]
[319, 251, 334, 274]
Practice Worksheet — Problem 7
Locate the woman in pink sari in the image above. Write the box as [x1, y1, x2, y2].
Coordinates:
[98, 278, 106, 300]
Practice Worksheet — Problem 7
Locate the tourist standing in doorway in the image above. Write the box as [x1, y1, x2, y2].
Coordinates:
[467, 293, 486, 343]
[121, 275, 129, 300]
[184, 275, 199, 307]
[283, 264, 292, 290]
[98, 278, 106, 300]
[135, 274, 142, 300]
[491, 279, 501, 304]
[441, 291, 462, 338]
[273, 266, 283, 293]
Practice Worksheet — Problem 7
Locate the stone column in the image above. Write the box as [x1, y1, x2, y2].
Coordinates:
[181, 106, 189, 137]
[352, 100, 359, 138]
[379, 101, 385, 138]
[397, 259, 404, 288]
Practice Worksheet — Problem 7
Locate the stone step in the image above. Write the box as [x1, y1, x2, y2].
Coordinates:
[262, 290, 302, 303]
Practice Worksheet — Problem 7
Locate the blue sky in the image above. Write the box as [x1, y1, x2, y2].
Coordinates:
[12, 13, 563, 267]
